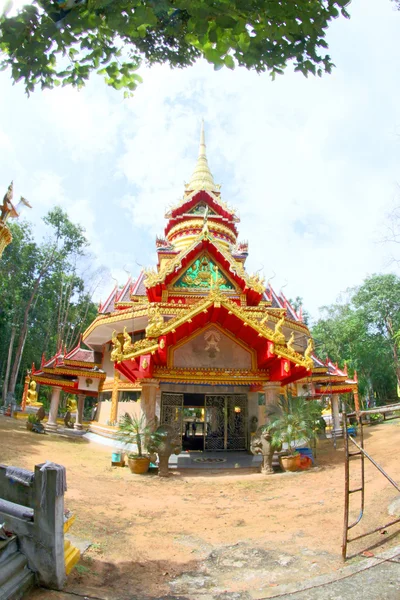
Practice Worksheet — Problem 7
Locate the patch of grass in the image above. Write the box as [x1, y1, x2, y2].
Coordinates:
[75, 564, 91, 575]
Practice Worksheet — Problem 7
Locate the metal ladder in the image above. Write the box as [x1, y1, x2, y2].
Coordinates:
[342, 407, 400, 560]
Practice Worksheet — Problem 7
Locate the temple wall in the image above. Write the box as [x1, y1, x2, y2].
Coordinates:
[95, 399, 141, 425]
[102, 347, 114, 378]
[173, 326, 252, 369]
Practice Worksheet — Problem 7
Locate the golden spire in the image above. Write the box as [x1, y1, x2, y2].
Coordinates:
[187, 120, 218, 193]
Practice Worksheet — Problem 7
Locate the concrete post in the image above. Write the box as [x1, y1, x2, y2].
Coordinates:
[0, 463, 67, 590]
[140, 379, 158, 426]
[331, 394, 342, 436]
[74, 394, 85, 430]
[261, 382, 282, 426]
[45, 387, 61, 432]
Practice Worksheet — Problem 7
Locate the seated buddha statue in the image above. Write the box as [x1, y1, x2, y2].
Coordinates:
[26, 380, 43, 407]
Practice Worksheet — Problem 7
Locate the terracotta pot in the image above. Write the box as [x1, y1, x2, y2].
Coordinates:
[299, 456, 312, 470]
[128, 456, 150, 474]
[26, 422, 34, 431]
[280, 454, 301, 472]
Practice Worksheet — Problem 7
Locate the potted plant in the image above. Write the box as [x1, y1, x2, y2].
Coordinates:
[117, 413, 152, 474]
[26, 413, 38, 431]
[266, 395, 321, 472]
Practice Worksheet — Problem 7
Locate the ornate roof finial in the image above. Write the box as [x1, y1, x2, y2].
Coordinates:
[187, 120, 218, 193]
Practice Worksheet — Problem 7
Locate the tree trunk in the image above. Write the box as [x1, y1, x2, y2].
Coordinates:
[386, 317, 400, 389]
[2, 325, 16, 403]
[8, 270, 47, 395]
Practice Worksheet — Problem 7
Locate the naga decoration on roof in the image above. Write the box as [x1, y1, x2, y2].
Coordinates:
[110, 331, 122, 362]
[123, 327, 134, 354]
[146, 305, 164, 338]
[272, 314, 286, 345]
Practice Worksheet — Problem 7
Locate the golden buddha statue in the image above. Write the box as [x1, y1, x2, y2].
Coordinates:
[66, 396, 77, 412]
[26, 380, 43, 407]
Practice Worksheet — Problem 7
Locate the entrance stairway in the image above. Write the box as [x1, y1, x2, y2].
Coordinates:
[0, 536, 35, 600]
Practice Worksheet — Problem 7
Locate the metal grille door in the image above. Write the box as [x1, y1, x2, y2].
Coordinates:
[227, 395, 247, 450]
[205, 395, 225, 450]
[160, 393, 183, 438]
[205, 394, 248, 451]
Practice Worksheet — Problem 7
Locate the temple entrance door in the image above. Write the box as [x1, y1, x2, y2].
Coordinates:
[160, 392, 183, 439]
[204, 395, 226, 450]
[205, 394, 248, 451]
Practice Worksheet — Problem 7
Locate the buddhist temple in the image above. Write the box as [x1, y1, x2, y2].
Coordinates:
[79, 122, 358, 450]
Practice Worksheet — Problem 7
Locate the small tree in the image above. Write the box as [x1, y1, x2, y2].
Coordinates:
[266, 395, 322, 456]
[117, 413, 152, 457]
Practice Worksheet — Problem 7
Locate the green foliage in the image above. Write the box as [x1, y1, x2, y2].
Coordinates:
[288, 296, 310, 326]
[117, 412, 152, 457]
[313, 274, 400, 405]
[265, 394, 322, 456]
[369, 412, 383, 423]
[0, 208, 99, 402]
[0, 0, 351, 93]
[27, 413, 39, 423]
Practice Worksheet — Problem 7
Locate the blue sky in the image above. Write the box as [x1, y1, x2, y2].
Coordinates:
[1, 0, 400, 320]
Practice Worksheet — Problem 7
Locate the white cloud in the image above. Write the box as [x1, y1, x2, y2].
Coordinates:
[1, 0, 399, 319]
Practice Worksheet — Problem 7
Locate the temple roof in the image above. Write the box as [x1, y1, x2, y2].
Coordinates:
[144, 228, 265, 304]
[186, 121, 219, 194]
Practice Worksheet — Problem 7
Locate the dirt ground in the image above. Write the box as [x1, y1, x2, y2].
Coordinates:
[1, 417, 400, 599]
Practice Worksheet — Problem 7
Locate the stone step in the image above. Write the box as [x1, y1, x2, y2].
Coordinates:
[0, 551, 28, 587]
[0, 563, 35, 600]
[0, 536, 18, 564]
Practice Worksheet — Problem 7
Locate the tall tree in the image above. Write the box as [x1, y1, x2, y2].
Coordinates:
[0, 207, 100, 402]
[352, 274, 400, 388]
[312, 274, 400, 405]
[0, 0, 351, 93]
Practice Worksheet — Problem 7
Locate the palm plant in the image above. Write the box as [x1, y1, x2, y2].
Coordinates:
[117, 413, 151, 458]
[266, 395, 322, 456]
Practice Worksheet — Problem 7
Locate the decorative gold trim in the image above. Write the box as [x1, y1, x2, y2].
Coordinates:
[63, 359, 102, 368]
[111, 287, 312, 370]
[101, 379, 142, 392]
[154, 366, 269, 385]
[167, 219, 237, 243]
[144, 229, 265, 295]
[42, 367, 105, 379]
[30, 375, 78, 389]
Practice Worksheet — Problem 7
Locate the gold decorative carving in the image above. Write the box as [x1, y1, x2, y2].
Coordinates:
[272, 314, 285, 345]
[144, 229, 265, 295]
[111, 330, 123, 362]
[123, 327, 134, 354]
[146, 305, 164, 338]
[159, 338, 166, 350]
[287, 332, 295, 352]
[153, 366, 269, 385]
[142, 358, 149, 369]
[304, 338, 314, 370]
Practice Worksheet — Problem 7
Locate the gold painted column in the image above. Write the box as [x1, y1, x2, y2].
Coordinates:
[140, 379, 158, 426]
[261, 382, 282, 426]
[74, 394, 85, 430]
[110, 371, 120, 425]
[21, 375, 30, 412]
[45, 387, 61, 432]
